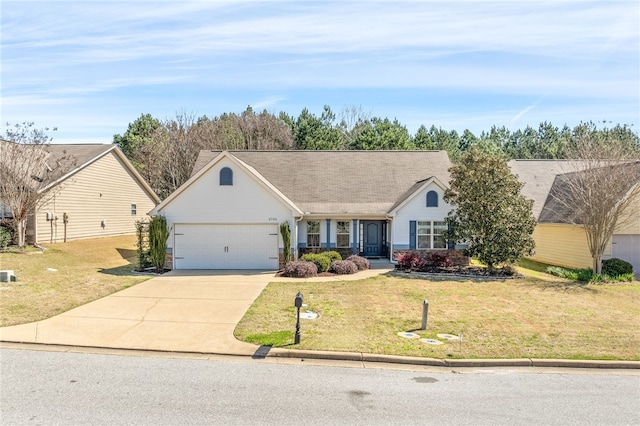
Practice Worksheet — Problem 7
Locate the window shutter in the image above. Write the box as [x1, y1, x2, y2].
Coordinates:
[426, 190, 438, 207]
[409, 221, 416, 250]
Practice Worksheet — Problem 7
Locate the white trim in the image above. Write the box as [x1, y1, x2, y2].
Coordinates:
[387, 177, 449, 216]
[150, 151, 302, 216]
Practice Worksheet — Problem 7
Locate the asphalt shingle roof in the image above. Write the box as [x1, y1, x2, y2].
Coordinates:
[508, 160, 586, 221]
[509, 159, 640, 223]
[192, 150, 452, 215]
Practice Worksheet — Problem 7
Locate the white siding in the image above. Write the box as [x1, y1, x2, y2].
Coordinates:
[160, 157, 295, 252]
[35, 151, 157, 243]
[393, 183, 452, 247]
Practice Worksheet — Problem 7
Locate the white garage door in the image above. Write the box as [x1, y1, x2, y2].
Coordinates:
[612, 234, 640, 273]
[174, 224, 279, 270]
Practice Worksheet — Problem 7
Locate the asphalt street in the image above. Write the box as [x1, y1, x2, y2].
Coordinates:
[1, 348, 639, 425]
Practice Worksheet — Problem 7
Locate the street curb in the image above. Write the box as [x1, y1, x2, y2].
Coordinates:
[2, 341, 639, 369]
[264, 348, 640, 369]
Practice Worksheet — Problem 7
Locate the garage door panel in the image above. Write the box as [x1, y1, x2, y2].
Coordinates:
[174, 224, 278, 270]
[612, 234, 640, 273]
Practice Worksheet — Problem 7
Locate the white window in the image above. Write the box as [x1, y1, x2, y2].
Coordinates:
[307, 221, 320, 247]
[337, 221, 350, 247]
[417, 221, 447, 249]
[131, 204, 137, 216]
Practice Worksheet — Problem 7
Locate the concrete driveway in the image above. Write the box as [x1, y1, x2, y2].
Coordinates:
[0, 270, 275, 355]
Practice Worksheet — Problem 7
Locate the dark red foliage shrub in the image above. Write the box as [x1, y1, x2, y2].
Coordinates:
[330, 260, 358, 275]
[346, 255, 370, 270]
[283, 261, 318, 278]
[396, 252, 425, 270]
[425, 252, 453, 268]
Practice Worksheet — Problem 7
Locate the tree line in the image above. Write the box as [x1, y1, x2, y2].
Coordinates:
[113, 105, 640, 199]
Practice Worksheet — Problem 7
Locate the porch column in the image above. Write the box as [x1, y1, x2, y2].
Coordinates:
[325, 219, 331, 252]
[388, 218, 394, 261]
[352, 219, 358, 255]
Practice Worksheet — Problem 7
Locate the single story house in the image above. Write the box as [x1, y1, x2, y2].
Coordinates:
[1, 143, 160, 243]
[150, 150, 459, 270]
[509, 159, 640, 272]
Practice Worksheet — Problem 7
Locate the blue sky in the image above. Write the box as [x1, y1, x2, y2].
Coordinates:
[1, 0, 639, 144]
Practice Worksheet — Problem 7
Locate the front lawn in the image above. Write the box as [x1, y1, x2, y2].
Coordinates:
[235, 273, 640, 360]
[0, 235, 151, 326]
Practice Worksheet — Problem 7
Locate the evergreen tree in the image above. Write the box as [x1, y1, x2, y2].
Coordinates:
[444, 148, 536, 271]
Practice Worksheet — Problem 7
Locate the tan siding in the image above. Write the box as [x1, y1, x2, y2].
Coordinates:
[529, 224, 594, 269]
[35, 152, 157, 243]
[614, 195, 640, 234]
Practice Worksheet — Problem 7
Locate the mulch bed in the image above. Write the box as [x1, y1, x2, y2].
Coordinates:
[397, 265, 516, 276]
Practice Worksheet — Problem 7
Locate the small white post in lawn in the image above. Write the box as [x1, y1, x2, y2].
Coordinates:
[421, 300, 429, 330]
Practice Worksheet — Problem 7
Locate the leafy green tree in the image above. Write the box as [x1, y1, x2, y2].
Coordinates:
[477, 126, 508, 156]
[426, 126, 462, 161]
[458, 129, 478, 152]
[113, 113, 162, 161]
[413, 125, 437, 150]
[444, 148, 536, 271]
[350, 118, 413, 150]
[289, 106, 345, 150]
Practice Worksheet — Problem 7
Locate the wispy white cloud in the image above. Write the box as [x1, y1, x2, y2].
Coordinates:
[1, 1, 638, 140]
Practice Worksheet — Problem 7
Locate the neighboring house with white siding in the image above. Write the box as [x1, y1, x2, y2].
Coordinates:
[509, 160, 640, 273]
[3, 144, 160, 244]
[150, 150, 460, 270]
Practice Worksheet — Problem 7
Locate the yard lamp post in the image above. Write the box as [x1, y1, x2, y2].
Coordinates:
[294, 291, 303, 344]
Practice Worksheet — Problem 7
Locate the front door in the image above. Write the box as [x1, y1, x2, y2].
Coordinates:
[362, 221, 383, 257]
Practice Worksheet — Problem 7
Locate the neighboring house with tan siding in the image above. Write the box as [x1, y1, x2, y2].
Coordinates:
[509, 160, 640, 272]
[3, 144, 159, 244]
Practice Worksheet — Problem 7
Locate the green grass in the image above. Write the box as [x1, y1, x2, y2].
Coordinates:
[235, 273, 640, 360]
[0, 235, 151, 326]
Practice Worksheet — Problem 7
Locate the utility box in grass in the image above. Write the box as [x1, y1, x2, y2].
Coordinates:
[0, 270, 17, 282]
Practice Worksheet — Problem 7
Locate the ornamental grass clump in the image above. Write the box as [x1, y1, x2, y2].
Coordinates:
[346, 255, 369, 270]
[330, 260, 358, 275]
[283, 261, 318, 278]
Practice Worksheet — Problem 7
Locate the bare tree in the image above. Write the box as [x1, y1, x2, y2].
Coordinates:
[0, 123, 74, 247]
[547, 125, 640, 273]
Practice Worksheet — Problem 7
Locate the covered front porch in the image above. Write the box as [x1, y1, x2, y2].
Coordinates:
[295, 217, 392, 260]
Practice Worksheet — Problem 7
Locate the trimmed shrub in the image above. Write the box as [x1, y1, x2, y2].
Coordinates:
[346, 255, 370, 270]
[396, 252, 425, 270]
[577, 268, 594, 282]
[283, 261, 318, 278]
[425, 252, 453, 268]
[149, 215, 169, 271]
[300, 253, 331, 273]
[322, 251, 342, 262]
[602, 258, 633, 276]
[0, 226, 13, 249]
[330, 260, 358, 275]
[280, 222, 291, 264]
